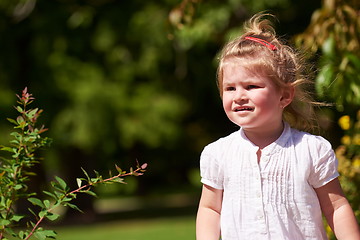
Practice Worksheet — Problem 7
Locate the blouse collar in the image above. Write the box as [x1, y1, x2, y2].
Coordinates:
[237, 122, 292, 154]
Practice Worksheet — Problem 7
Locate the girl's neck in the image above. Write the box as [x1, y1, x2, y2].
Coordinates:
[243, 122, 284, 150]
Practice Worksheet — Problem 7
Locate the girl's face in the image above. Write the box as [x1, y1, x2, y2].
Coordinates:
[222, 62, 290, 134]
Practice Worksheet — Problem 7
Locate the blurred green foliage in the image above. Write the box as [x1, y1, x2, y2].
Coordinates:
[296, 0, 360, 238]
[0, 88, 147, 239]
[0, 0, 333, 216]
[295, 0, 360, 111]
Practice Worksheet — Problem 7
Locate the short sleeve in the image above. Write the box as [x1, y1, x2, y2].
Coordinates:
[308, 137, 339, 189]
[199, 145, 224, 189]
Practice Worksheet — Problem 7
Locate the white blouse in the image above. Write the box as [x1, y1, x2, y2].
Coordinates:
[200, 123, 339, 240]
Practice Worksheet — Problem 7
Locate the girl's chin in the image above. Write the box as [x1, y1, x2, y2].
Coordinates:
[231, 122, 254, 128]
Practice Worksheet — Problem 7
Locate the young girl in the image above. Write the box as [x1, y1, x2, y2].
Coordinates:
[196, 13, 360, 240]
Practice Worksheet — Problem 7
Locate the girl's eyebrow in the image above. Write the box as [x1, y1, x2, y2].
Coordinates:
[239, 78, 263, 83]
[222, 80, 233, 84]
[223, 78, 261, 85]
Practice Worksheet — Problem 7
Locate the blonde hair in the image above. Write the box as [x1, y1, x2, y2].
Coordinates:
[217, 13, 320, 132]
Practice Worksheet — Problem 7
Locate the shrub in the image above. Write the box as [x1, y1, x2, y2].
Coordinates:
[0, 88, 146, 240]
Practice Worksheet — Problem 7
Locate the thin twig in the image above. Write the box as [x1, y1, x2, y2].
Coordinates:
[24, 216, 45, 240]
[25, 166, 145, 240]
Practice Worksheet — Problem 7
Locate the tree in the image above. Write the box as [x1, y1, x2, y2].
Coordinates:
[0, 0, 325, 219]
[295, 0, 360, 237]
[295, 0, 360, 111]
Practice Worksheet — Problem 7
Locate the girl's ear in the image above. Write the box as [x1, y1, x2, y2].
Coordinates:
[280, 86, 294, 108]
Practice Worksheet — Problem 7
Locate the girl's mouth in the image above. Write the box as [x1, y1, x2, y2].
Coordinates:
[234, 107, 254, 112]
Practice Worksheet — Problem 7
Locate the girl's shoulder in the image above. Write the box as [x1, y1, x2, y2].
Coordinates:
[290, 128, 339, 188]
[289, 127, 334, 154]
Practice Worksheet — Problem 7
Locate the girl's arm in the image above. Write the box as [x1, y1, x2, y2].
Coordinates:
[315, 178, 360, 240]
[196, 184, 223, 240]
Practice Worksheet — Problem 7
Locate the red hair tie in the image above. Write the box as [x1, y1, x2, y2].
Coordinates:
[244, 36, 277, 51]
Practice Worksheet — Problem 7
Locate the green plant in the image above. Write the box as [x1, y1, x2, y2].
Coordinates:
[0, 88, 147, 240]
[295, 2, 360, 237]
[295, 0, 360, 111]
[336, 112, 360, 218]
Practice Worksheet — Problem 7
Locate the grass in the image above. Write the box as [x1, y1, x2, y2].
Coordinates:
[52, 216, 196, 240]
[5, 194, 199, 240]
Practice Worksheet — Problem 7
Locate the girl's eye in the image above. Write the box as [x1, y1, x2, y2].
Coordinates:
[225, 86, 236, 91]
[246, 85, 259, 90]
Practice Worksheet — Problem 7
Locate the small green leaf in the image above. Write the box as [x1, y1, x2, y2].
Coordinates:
[10, 140, 20, 146]
[27, 108, 38, 119]
[28, 207, 37, 217]
[94, 170, 101, 178]
[43, 199, 50, 208]
[55, 176, 67, 190]
[64, 202, 83, 212]
[6, 118, 18, 125]
[10, 214, 24, 222]
[84, 190, 97, 197]
[110, 177, 125, 184]
[28, 220, 36, 228]
[81, 167, 90, 181]
[46, 212, 60, 221]
[115, 164, 122, 173]
[14, 184, 23, 190]
[51, 181, 65, 193]
[62, 197, 73, 202]
[10, 132, 20, 138]
[0, 147, 15, 153]
[0, 219, 11, 226]
[39, 210, 47, 218]
[28, 197, 45, 208]
[43, 191, 56, 199]
[16, 106, 23, 113]
[16, 116, 25, 124]
[35, 229, 57, 239]
[18, 230, 26, 239]
[53, 190, 64, 198]
[90, 178, 99, 183]
[34, 231, 46, 240]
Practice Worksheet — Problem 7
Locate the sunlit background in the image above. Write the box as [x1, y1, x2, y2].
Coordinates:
[0, 0, 359, 239]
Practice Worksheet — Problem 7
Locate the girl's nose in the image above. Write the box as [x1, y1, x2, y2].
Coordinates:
[233, 89, 246, 102]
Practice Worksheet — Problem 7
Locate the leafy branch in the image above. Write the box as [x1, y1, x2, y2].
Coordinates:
[23, 162, 146, 240]
[0, 88, 146, 240]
